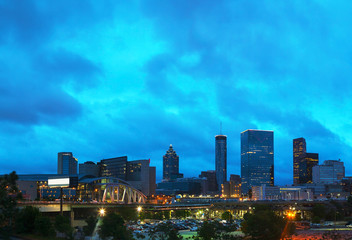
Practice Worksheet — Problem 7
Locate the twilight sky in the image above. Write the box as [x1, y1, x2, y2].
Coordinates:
[1, 0, 352, 185]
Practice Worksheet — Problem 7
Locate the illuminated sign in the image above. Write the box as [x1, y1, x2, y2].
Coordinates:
[48, 178, 70, 188]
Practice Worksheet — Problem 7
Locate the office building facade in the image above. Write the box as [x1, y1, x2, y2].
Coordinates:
[126, 159, 151, 196]
[97, 157, 156, 196]
[199, 170, 218, 193]
[313, 160, 345, 184]
[157, 177, 206, 195]
[163, 144, 183, 181]
[79, 161, 100, 177]
[293, 138, 319, 185]
[149, 166, 156, 196]
[222, 175, 241, 198]
[241, 130, 274, 194]
[99, 156, 128, 179]
[57, 152, 78, 175]
[215, 135, 227, 191]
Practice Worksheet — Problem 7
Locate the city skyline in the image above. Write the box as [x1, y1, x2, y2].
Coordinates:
[1, 1, 352, 186]
[1, 128, 348, 186]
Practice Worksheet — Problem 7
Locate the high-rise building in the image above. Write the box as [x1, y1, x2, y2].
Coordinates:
[241, 130, 274, 194]
[313, 160, 345, 184]
[215, 135, 227, 191]
[305, 153, 319, 183]
[222, 174, 241, 198]
[97, 156, 156, 196]
[57, 152, 78, 175]
[163, 145, 183, 181]
[126, 159, 152, 196]
[230, 174, 241, 184]
[99, 156, 128, 179]
[199, 170, 218, 193]
[293, 138, 306, 185]
[149, 166, 156, 196]
[293, 138, 319, 185]
[79, 161, 100, 177]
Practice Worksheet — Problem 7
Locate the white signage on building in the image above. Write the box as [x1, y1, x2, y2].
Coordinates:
[48, 178, 70, 187]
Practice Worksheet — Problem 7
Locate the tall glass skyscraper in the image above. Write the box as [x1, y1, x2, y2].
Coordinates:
[215, 135, 227, 191]
[293, 138, 306, 185]
[163, 144, 183, 181]
[57, 152, 78, 175]
[241, 130, 274, 194]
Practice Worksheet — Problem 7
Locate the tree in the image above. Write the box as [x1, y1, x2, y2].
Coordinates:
[195, 221, 221, 240]
[221, 211, 233, 222]
[35, 216, 55, 237]
[15, 206, 40, 234]
[241, 205, 291, 240]
[148, 222, 182, 240]
[0, 171, 22, 239]
[99, 212, 134, 240]
[311, 204, 326, 221]
[83, 215, 97, 236]
[174, 210, 191, 219]
[117, 207, 138, 221]
[55, 215, 74, 239]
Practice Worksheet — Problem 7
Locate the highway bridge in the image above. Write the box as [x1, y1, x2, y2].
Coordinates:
[18, 200, 348, 227]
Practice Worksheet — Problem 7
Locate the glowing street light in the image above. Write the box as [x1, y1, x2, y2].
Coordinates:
[287, 211, 296, 219]
[99, 208, 105, 217]
[137, 206, 142, 212]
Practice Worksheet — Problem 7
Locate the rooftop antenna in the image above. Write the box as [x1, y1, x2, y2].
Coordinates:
[220, 121, 222, 135]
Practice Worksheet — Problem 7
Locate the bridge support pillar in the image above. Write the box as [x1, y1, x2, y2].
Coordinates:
[70, 209, 74, 227]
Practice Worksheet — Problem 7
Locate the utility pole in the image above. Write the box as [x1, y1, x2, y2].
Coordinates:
[60, 187, 63, 216]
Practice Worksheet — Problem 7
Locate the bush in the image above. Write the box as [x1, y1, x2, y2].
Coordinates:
[35, 216, 55, 237]
[55, 215, 74, 239]
[99, 212, 133, 240]
[83, 216, 97, 236]
[15, 206, 40, 234]
[241, 205, 292, 240]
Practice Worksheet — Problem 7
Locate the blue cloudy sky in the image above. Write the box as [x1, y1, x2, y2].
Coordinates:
[1, 0, 352, 185]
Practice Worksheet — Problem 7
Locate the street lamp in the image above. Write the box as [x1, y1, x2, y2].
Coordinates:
[99, 208, 105, 217]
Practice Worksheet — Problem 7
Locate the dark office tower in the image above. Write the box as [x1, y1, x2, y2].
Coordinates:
[79, 161, 99, 177]
[293, 138, 306, 185]
[149, 166, 156, 196]
[99, 156, 128, 179]
[241, 130, 274, 194]
[57, 152, 78, 175]
[293, 138, 319, 185]
[230, 174, 241, 184]
[215, 135, 227, 191]
[305, 153, 319, 183]
[163, 144, 182, 181]
[199, 170, 218, 193]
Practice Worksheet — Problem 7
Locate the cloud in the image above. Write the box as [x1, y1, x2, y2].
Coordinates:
[1, 0, 352, 185]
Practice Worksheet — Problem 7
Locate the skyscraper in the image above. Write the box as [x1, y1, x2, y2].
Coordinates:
[293, 138, 319, 185]
[163, 144, 183, 181]
[293, 138, 306, 185]
[241, 130, 274, 194]
[215, 135, 227, 191]
[57, 152, 78, 175]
